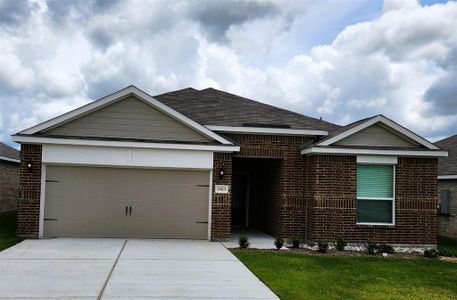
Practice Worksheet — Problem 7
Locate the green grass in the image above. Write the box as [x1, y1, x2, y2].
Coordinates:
[438, 236, 457, 256]
[0, 211, 23, 251]
[234, 251, 457, 300]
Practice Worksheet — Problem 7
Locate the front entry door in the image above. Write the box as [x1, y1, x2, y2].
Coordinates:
[232, 173, 249, 227]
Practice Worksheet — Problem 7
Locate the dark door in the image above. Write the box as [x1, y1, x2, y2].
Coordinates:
[232, 174, 248, 227]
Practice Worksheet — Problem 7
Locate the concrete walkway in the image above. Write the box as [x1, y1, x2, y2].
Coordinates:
[0, 238, 278, 300]
[222, 229, 288, 250]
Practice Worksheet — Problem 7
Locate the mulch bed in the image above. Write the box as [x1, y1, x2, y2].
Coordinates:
[231, 247, 427, 259]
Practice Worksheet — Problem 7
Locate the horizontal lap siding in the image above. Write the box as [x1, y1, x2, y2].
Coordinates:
[335, 124, 419, 148]
[43, 97, 211, 143]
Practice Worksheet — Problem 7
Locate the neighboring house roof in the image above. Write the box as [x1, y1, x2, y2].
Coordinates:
[0, 142, 20, 163]
[435, 134, 457, 178]
[154, 87, 340, 132]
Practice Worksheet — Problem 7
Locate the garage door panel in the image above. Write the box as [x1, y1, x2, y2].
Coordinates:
[44, 165, 210, 239]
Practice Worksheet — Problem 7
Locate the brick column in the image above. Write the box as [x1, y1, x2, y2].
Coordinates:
[17, 144, 42, 238]
[211, 152, 232, 241]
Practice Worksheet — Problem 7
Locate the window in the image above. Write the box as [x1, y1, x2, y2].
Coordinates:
[357, 164, 394, 224]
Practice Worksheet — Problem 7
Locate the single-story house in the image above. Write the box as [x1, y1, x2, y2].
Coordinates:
[12, 86, 448, 246]
[436, 134, 457, 238]
[0, 142, 20, 213]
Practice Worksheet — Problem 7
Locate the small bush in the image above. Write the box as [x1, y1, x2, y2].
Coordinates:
[336, 238, 347, 251]
[238, 234, 249, 249]
[274, 237, 284, 250]
[292, 238, 300, 248]
[318, 241, 329, 253]
[438, 248, 453, 257]
[366, 242, 378, 255]
[424, 248, 439, 258]
[377, 244, 394, 254]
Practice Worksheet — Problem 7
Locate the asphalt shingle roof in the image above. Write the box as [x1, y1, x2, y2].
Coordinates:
[154, 87, 340, 132]
[0, 142, 20, 160]
[435, 134, 457, 176]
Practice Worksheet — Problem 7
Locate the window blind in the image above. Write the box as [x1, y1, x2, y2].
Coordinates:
[357, 165, 393, 198]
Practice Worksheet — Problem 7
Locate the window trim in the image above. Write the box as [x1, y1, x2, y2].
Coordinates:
[356, 164, 395, 226]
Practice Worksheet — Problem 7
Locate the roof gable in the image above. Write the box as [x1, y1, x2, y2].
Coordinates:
[42, 96, 212, 143]
[316, 115, 439, 150]
[18, 86, 233, 145]
[334, 123, 420, 148]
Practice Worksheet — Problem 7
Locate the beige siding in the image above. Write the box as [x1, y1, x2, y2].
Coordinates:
[334, 124, 420, 148]
[44, 165, 210, 239]
[43, 96, 211, 143]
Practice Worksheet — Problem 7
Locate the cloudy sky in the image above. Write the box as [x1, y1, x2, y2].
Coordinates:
[1, 0, 456, 147]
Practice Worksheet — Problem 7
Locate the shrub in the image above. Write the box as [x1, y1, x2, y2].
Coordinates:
[366, 242, 378, 255]
[238, 234, 249, 249]
[377, 244, 394, 254]
[292, 238, 300, 248]
[438, 248, 453, 257]
[274, 237, 284, 250]
[318, 241, 329, 253]
[335, 238, 347, 251]
[424, 248, 439, 258]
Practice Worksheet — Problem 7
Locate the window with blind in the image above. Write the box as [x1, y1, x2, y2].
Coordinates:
[357, 164, 394, 224]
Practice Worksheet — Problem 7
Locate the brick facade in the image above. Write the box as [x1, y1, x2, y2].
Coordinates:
[0, 160, 19, 212]
[438, 179, 457, 238]
[16, 144, 42, 238]
[305, 156, 438, 245]
[17, 138, 439, 245]
[211, 153, 232, 240]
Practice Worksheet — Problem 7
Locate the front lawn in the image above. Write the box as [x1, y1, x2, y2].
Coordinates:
[0, 211, 23, 251]
[234, 250, 457, 300]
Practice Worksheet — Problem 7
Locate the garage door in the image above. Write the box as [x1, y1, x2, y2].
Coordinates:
[44, 165, 210, 239]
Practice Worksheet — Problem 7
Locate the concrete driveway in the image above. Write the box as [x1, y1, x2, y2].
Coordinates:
[0, 238, 278, 300]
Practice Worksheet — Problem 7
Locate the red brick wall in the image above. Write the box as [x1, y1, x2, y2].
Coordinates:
[306, 155, 438, 245]
[211, 152, 232, 240]
[0, 160, 20, 212]
[17, 144, 42, 238]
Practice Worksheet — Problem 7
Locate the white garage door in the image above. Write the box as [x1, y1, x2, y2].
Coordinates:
[44, 165, 210, 239]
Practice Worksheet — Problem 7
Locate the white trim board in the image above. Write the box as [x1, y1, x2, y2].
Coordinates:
[316, 115, 440, 150]
[0, 156, 20, 163]
[205, 125, 328, 136]
[438, 175, 457, 180]
[357, 155, 397, 164]
[42, 144, 215, 170]
[301, 147, 448, 157]
[12, 135, 240, 152]
[18, 86, 233, 145]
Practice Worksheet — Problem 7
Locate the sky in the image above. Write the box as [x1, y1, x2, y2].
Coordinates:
[0, 0, 456, 148]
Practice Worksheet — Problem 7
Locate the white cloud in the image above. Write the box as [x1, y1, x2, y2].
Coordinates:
[0, 0, 456, 146]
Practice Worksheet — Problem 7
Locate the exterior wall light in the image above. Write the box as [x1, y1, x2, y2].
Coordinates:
[27, 161, 33, 172]
[219, 164, 225, 179]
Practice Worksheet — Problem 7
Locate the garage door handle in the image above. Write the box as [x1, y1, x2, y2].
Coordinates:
[129, 206, 132, 216]
[125, 206, 128, 216]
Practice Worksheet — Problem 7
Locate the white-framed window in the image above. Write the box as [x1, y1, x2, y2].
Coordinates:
[356, 164, 395, 225]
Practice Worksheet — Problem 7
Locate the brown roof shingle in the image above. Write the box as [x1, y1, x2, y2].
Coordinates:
[0, 142, 20, 161]
[435, 134, 457, 176]
[154, 87, 340, 132]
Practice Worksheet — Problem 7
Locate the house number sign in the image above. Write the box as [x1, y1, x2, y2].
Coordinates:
[215, 185, 229, 194]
